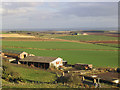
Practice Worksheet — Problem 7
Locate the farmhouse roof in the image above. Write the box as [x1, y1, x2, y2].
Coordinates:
[19, 56, 58, 63]
[2, 49, 24, 54]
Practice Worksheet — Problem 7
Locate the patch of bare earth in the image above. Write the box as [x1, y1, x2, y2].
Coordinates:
[0, 34, 35, 38]
[86, 40, 119, 44]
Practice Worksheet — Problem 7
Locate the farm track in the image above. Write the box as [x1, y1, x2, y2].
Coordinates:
[2, 46, 118, 51]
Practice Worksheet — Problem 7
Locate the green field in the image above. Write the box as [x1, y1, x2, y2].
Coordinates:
[2, 41, 118, 50]
[56, 35, 117, 41]
[3, 61, 56, 82]
[2, 41, 118, 67]
[10, 66, 56, 82]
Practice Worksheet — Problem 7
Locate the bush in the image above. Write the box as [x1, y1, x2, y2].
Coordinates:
[57, 74, 82, 84]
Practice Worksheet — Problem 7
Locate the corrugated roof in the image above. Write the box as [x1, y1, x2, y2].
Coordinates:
[2, 49, 24, 54]
[19, 56, 58, 63]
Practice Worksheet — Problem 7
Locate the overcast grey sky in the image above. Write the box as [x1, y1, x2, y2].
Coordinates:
[1, 2, 118, 30]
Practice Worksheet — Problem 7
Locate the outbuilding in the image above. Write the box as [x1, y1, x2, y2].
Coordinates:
[2, 49, 28, 59]
[19, 56, 63, 69]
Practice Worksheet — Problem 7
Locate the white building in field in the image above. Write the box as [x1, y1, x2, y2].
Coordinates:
[19, 56, 65, 69]
[83, 33, 88, 35]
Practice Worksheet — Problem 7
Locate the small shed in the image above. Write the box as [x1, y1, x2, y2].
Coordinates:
[19, 56, 63, 69]
[2, 49, 28, 59]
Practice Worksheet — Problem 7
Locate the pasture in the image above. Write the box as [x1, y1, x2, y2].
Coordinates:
[2, 40, 118, 67]
[56, 35, 118, 41]
[2, 41, 118, 50]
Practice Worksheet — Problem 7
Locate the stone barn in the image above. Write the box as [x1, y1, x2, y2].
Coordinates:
[19, 56, 63, 69]
[2, 49, 28, 59]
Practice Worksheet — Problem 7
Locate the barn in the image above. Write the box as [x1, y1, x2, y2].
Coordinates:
[2, 49, 28, 59]
[19, 56, 63, 69]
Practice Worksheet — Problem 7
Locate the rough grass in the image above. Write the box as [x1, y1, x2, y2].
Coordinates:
[2, 61, 57, 83]
[2, 61, 66, 88]
[9, 64, 57, 82]
[56, 35, 117, 41]
[11, 66, 56, 82]
[2, 79, 67, 88]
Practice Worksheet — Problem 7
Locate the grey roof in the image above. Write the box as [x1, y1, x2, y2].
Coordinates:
[19, 56, 58, 63]
[2, 49, 24, 54]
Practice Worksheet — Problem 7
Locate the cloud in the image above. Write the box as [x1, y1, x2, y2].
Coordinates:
[2, 2, 118, 30]
[3, 7, 34, 15]
[2, 2, 42, 15]
[58, 2, 118, 17]
[3, 2, 40, 9]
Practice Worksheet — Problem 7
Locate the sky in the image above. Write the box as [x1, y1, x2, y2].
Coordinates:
[1, 2, 118, 31]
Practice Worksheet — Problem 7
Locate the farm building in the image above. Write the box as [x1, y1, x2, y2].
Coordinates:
[2, 49, 28, 59]
[82, 33, 88, 35]
[19, 56, 64, 69]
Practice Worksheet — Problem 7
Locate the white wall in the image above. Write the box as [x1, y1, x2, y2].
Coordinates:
[20, 52, 28, 59]
[50, 57, 63, 68]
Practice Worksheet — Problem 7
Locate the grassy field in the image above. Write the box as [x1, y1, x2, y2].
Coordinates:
[2, 61, 67, 88]
[3, 46, 118, 67]
[2, 35, 119, 88]
[2, 39, 118, 67]
[2, 41, 118, 50]
[56, 35, 117, 41]
[10, 66, 56, 82]
[3, 61, 57, 82]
